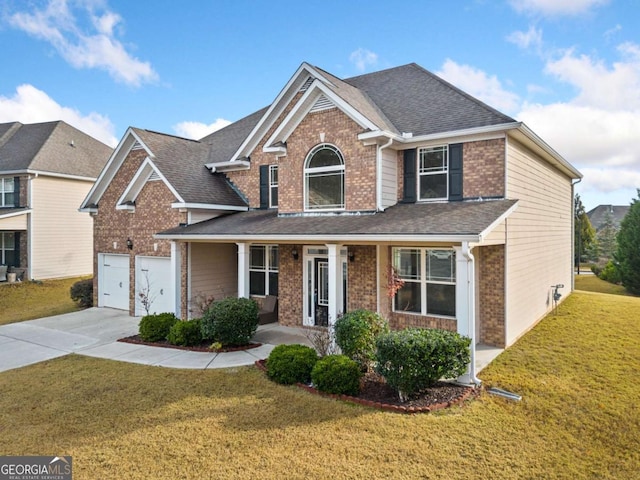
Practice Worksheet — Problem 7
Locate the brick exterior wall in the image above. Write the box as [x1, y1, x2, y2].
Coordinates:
[463, 138, 505, 199]
[92, 149, 188, 316]
[478, 244, 506, 347]
[277, 244, 303, 326]
[346, 245, 377, 312]
[227, 106, 377, 213]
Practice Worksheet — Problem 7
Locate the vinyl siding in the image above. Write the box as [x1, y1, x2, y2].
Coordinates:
[0, 214, 27, 230]
[188, 243, 238, 317]
[504, 139, 574, 345]
[30, 176, 95, 279]
[380, 147, 398, 209]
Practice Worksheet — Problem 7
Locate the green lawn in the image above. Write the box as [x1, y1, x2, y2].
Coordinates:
[574, 273, 631, 296]
[0, 291, 638, 479]
[0, 276, 88, 326]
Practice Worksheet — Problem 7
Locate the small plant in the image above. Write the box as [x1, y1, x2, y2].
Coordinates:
[189, 292, 216, 317]
[138, 312, 179, 342]
[137, 271, 156, 315]
[375, 328, 470, 402]
[70, 278, 93, 308]
[598, 260, 622, 285]
[167, 319, 203, 347]
[386, 264, 405, 298]
[200, 296, 259, 346]
[334, 309, 389, 371]
[304, 327, 338, 357]
[209, 341, 223, 351]
[266, 344, 319, 385]
[311, 354, 362, 396]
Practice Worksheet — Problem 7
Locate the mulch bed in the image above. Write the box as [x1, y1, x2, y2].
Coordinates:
[254, 359, 476, 414]
[118, 335, 262, 353]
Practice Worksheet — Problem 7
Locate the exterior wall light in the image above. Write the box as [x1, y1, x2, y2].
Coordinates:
[127, 238, 133, 250]
[348, 250, 355, 262]
[292, 247, 299, 260]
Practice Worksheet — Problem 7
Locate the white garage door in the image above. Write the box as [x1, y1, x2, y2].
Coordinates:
[135, 256, 173, 316]
[99, 254, 130, 310]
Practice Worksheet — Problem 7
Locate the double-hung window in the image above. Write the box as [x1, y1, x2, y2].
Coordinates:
[304, 144, 345, 211]
[392, 247, 456, 317]
[0, 232, 15, 265]
[249, 245, 278, 296]
[0, 178, 15, 207]
[418, 146, 448, 200]
[269, 165, 278, 208]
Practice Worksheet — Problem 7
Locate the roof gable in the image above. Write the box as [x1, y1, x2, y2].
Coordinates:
[116, 157, 182, 210]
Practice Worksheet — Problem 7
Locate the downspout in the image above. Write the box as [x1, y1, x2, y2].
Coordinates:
[571, 178, 582, 290]
[462, 241, 481, 386]
[376, 138, 394, 212]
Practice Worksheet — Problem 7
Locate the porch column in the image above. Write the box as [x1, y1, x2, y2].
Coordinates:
[237, 242, 250, 298]
[326, 243, 342, 328]
[171, 241, 181, 318]
[455, 243, 478, 385]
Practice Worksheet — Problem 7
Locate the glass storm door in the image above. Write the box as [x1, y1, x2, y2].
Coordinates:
[314, 259, 329, 326]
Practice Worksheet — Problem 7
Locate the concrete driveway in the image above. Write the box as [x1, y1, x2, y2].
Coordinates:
[0, 308, 311, 373]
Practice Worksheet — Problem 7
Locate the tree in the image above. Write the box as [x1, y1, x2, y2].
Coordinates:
[598, 210, 618, 261]
[615, 189, 640, 295]
[574, 194, 596, 267]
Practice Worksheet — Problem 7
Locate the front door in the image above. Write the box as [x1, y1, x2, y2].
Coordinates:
[314, 258, 329, 326]
[304, 247, 348, 327]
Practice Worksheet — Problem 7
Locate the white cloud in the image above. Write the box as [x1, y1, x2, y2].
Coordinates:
[7, 0, 157, 87]
[508, 0, 609, 16]
[173, 119, 232, 140]
[507, 25, 543, 50]
[0, 84, 117, 147]
[436, 59, 520, 114]
[349, 48, 378, 72]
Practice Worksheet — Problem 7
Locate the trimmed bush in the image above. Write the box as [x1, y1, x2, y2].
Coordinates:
[375, 328, 470, 401]
[598, 260, 622, 285]
[200, 297, 259, 346]
[311, 354, 362, 396]
[70, 278, 93, 308]
[167, 319, 203, 347]
[334, 309, 389, 370]
[138, 313, 179, 342]
[266, 344, 319, 385]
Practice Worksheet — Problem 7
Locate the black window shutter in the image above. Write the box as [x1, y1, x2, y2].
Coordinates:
[13, 232, 21, 267]
[402, 149, 417, 203]
[449, 143, 463, 201]
[259, 165, 269, 209]
[13, 176, 20, 207]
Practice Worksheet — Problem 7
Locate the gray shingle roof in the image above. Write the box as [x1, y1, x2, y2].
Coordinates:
[157, 200, 517, 239]
[0, 121, 111, 177]
[131, 128, 247, 207]
[587, 205, 630, 232]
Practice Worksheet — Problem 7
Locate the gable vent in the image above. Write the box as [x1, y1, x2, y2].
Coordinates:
[131, 141, 144, 151]
[299, 76, 314, 92]
[148, 171, 161, 181]
[310, 94, 335, 113]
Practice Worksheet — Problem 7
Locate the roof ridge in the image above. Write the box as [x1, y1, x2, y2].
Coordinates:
[25, 121, 61, 169]
[0, 122, 22, 149]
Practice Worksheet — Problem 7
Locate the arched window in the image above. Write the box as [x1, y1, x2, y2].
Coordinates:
[304, 144, 345, 211]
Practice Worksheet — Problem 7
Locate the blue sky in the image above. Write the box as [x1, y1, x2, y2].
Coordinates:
[0, 0, 638, 210]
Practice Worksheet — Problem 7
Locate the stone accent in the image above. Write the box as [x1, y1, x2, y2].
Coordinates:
[463, 139, 505, 199]
[477, 244, 506, 347]
[92, 149, 188, 316]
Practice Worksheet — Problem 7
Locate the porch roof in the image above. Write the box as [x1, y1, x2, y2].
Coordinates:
[156, 199, 518, 243]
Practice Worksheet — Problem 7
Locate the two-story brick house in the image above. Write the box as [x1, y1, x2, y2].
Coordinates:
[81, 62, 581, 381]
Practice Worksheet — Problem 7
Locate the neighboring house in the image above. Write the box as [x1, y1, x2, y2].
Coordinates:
[81, 62, 581, 381]
[587, 205, 629, 232]
[0, 121, 111, 280]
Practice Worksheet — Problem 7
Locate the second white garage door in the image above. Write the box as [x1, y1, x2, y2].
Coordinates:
[135, 256, 173, 316]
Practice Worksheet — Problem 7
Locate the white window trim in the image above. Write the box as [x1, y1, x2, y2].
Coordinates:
[0, 178, 15, 207]
[269, 165, 278, 208]
[249, 245, 278, 297]
[304, 144, 346, 212]
[392, 247, 456, 318]
[418, 145, 449, 202]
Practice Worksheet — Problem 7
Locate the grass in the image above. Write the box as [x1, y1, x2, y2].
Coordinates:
[0, 291, 638, 479]
[574, 274, 632, 296]
[0, 276, 88, 326]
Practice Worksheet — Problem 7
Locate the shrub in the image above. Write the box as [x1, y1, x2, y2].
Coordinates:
[70, 278, 93, 308]
[200, 297, 259, 346]
[167, 319, 203, 346]
[266, 344, 318, 385]
[138, 313, 179, 342]
[375, 328, 470, 401]
[598, 260, 622, 284]
[311, 354, 362, 396]
[334, 309, 389, 370]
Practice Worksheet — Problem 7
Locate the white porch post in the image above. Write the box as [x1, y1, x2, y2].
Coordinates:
[171, 241, 181, 318]
[237, 242, 250, 298]
[326, 244, 342, 329]
[455, 243, 478, 385]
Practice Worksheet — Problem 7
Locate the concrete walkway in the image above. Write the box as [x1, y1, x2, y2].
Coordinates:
[0, 308, 502, 374]
[0, 308, 311, 373]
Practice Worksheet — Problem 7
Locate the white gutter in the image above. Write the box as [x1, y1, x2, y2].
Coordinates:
[170, 202, 249, 212]
[154, 233, 482, 243]
[376, 138, 394, 212]
[358, 122, 519, 145]
[462, 241, 481, 386]
[0, 169, 96, 182]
